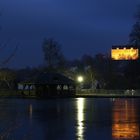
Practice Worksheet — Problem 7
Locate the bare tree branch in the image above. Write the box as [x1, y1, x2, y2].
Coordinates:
[1, 44, 19, 66]
[0, 41, 9, 51]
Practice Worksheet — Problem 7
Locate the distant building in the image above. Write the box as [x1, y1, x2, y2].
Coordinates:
[111, 46, 139, 60]
[19, 72, 76, 97]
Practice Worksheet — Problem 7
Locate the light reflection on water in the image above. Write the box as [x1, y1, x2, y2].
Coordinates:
[112, 99, 140, 140]
[76, 98, 85, 140]
[29, 104, 33, 120]
[0, 98, 139, 139]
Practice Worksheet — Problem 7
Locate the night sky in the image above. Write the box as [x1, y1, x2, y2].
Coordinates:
[0, 0, 139, 68]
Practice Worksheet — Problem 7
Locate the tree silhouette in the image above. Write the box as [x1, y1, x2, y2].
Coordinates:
[129, 22, 140, 46]
[42, 38, 65, 69]
[129, 6, 140, 46]
[0, 68, 16, 89]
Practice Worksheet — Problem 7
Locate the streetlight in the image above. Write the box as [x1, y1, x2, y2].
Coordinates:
[77, 76, 84, 83]
[77, 76, 84, 90]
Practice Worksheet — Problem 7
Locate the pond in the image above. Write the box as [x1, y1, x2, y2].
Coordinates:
[0, 98, 139, 140]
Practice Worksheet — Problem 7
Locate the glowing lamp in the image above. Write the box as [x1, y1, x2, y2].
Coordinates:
[77, 76, 84, 83]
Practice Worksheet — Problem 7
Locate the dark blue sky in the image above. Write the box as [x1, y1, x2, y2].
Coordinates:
[0, 0, 139, 68]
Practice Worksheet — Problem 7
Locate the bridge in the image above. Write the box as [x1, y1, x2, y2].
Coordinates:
[75, 89, 140, 98]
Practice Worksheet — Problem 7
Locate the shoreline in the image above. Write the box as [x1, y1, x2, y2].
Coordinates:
[0, 94, 140, 99]
[0, 89, 140, 99]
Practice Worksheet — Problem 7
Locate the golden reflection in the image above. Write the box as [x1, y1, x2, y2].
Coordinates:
[76, 98, 85, 140]
[29, 104, 33, 120]
[112, 99, 140, 140]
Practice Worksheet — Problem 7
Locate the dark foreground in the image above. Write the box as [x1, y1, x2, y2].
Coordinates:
[0, 98, 139, 140]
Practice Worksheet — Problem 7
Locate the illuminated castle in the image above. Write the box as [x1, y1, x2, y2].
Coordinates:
[111, 46, 139, 60]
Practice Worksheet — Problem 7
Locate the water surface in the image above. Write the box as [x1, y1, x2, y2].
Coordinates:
[0, 98, 139, 140]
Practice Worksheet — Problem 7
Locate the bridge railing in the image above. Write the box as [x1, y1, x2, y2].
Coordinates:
[76, 89, 140, 96]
